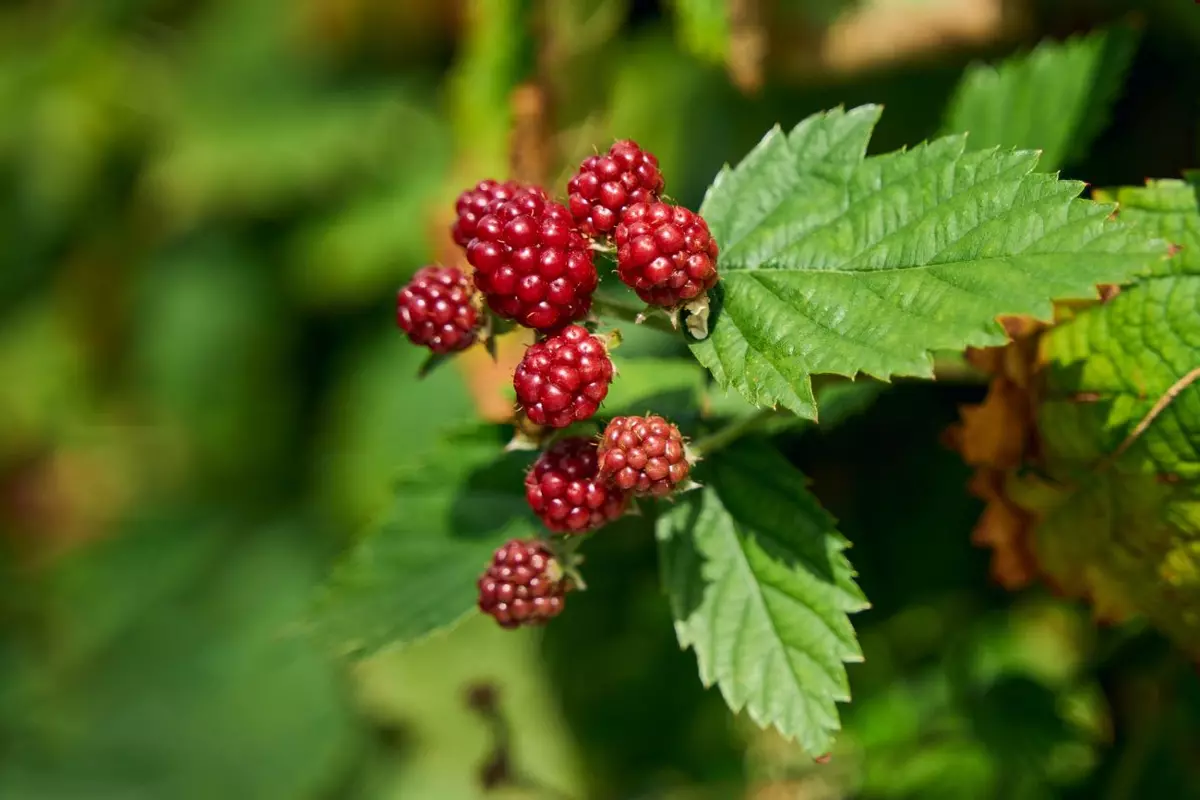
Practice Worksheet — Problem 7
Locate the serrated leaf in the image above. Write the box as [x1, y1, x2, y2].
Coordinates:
[1028, 178, 1200, 650]
[941, 28, 1139, 171]
[693, 105, 1162, 419]
[314, 425, 537, 656]
[657, 440, 867, 754]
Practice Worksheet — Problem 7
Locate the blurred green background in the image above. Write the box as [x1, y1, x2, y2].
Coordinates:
[1, 1, 1199, 798]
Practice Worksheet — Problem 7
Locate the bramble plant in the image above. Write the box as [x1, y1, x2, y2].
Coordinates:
[317, 32, 1200, 761]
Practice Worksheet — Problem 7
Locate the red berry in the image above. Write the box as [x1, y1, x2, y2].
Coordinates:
[395, 266, 480, 353]
[614, 201, 719, 308]
[478, 538, 569, 629]
[567, 140, 665, 237]
[526, 437, 629, 534]
[466, 192, 598, 331]
[452, 180, 541, 249]
[513, 325, 613, 428]
[597, 415, 690, 497]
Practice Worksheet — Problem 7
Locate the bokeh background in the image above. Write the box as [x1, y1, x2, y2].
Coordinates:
[2, 0, 1199, 798]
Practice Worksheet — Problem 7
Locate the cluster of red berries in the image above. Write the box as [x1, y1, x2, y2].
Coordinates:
[395, 140, 719, 630]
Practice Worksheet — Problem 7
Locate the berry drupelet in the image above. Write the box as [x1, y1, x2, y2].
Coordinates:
[467, 191, 598, 331]
[597, 415, 690, 497]
[452, 179, 535, 249]
[567, 140, 665, 237]
[513, 324, 614, 428]
[477, 538, 569, 628]
[615, 201, 719, 308]
[525, 437, 628, 534]
[395, 265, 481, 353]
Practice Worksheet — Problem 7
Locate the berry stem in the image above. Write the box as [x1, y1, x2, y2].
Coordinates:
[690, 408, 777, 458]
[590, 295, 676, 334]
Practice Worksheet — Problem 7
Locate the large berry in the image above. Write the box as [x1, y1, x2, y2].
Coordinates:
[513, 325, 613, 428]
[526, 437, 628, 533]
[567, 140, 664, 236]
[614, 201, 719, 308]
[597, 415, 690, 497]
[477, 538, 569, 629]
[452, 179, 535, 248]
[467, 192, 597, 331]
[395, 266, 480, 353]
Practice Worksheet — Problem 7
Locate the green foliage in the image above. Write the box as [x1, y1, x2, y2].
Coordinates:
[942, 27, 1139, 172]
[672, 0, 729, 63]
[4, 0, 1200, 795]
[0, 516, 363, 800]
[1023, 177, 1200, 651]
[657, 441, 867, 754]
[315, 426, 538, 656]
[692, 104, 1161, 420]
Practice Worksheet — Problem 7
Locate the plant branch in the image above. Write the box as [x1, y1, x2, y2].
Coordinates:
[590, 295, 677, 334]
[1095, 366, 1200, 473]
[690, 408, 777, 458]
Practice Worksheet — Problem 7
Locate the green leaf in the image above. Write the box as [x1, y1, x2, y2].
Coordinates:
[693, 104, 1162, 420]
[657, 440, 867, 754]
[1024, 177, 1200, 652]
[314, 425, 537, 656]
[941, 28, 1139, 171]
[0, 517, 362, 800]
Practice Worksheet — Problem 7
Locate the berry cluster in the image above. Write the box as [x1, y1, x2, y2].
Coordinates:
[394, 139, 719, 629]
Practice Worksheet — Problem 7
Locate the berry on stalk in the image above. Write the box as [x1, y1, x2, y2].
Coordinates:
[513, 324, 613, 428]
[614, 201, 719, 308]
[567, 140, 665, 236]
[452, 179, 536, 248]
[526, 437, 628, 533]
[477, 538, 569, 629]
[597, 415, 690, 497]
[467, 191, 597, 331]
[395, 265, 481, 354]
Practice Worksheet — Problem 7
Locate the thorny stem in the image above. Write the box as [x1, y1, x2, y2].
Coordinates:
[690, 408, 777, 458]
[590, 295, 676, 334]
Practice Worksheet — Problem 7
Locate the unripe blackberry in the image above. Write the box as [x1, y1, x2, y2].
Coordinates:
[597, 415, 690, 497]
[477, 538, 569, 629]
[452, 180, 538, 248]
[395, 266, 481, 353]
[526, 437, 628, 533]
[513, 325, 613, 428]
[615, 201, 719, 308]
[467, 192, 598, 331]
[567, 140, 665, 236]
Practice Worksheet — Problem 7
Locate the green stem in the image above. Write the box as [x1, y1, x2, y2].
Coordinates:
[690, 408, 777, 458]
[590, 295, 677, 334]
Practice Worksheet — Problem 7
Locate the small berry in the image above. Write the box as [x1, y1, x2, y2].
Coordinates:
[567, 140, 665, 236]
[395, 266, 480, 353]
[597, 415, 690, 497]
[526, 437, 628, 533]
[452, 180, 539, 248]
[614, 201, 719, 308]
[467, 192, 598, 331]
[513, 325, 613, 428]
[477, 538, 569, 629]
